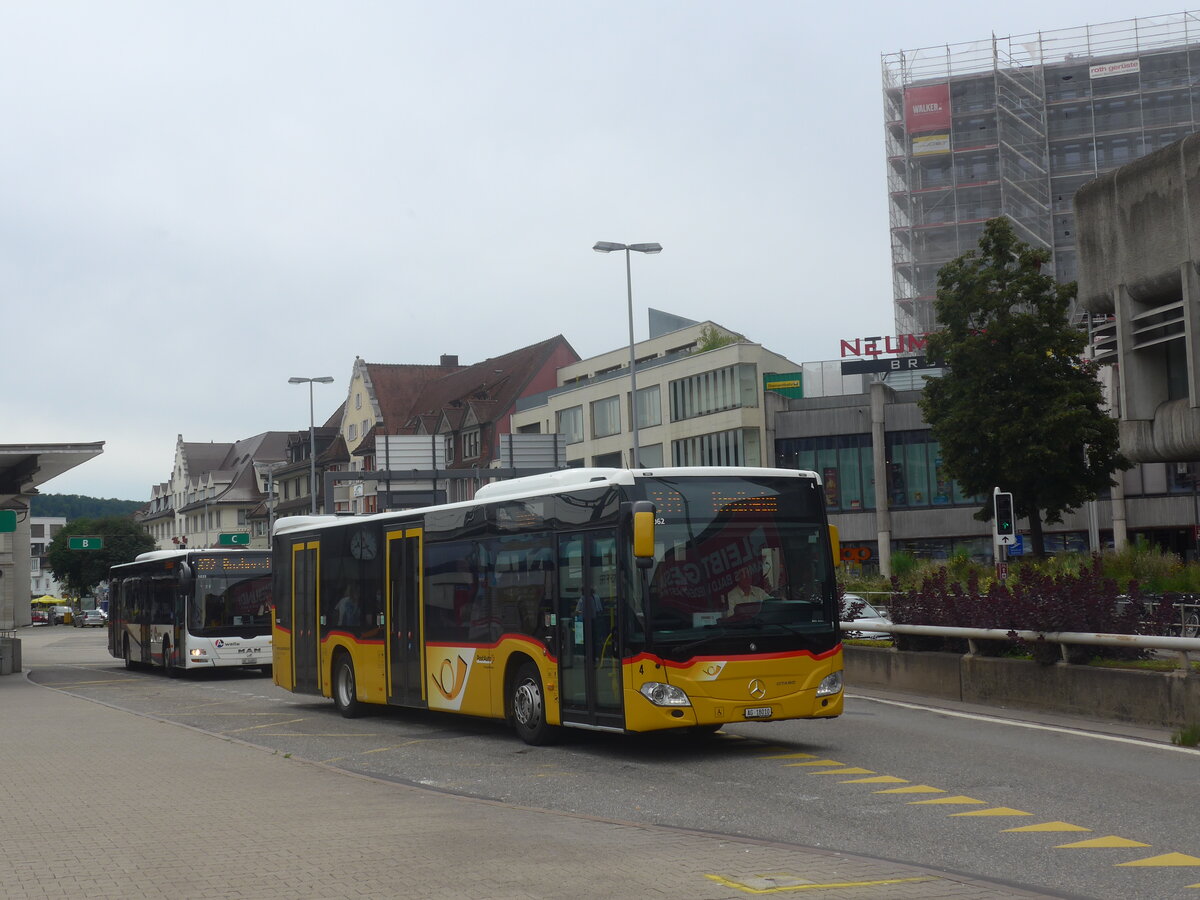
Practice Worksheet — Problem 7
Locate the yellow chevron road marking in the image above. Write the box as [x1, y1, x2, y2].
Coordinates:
[874, 785, 945, 794]
[760, 752, 820, 759]
[784, 759, 842, 767]
[1004, 822, 1091, 833]
[841, 776, 909, 784]
[807, 767, 875, 775]
[1056, 836, 1151, 849]
[1116, 852, 1200, 867]
[704, 873, 936, 893]
[909, 795, 985, 806]
[950, 807, 1032, 817]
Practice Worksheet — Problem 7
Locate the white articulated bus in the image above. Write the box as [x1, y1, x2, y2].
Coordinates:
[108, 549, 273, 675]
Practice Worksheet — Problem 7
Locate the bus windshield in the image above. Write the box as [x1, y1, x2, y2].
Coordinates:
[188, 554, 273, 635]
[635, 475, 835, 653]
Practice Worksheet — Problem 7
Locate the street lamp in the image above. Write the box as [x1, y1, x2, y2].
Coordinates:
[288, 376, 334, 514]
[593, 241, 662, 468]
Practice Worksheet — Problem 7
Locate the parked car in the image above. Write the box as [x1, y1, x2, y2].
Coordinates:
[50, 605, 74, 625]
[30, 608, 49, 625]
[841, 594, 892, 639]
[77, 608, 107, 628]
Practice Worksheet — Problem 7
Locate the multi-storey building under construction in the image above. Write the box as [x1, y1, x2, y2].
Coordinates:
[884, 10, 1200, 336]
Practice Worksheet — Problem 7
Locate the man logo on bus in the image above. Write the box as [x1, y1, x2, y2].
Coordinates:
[431, 655, 469, 701]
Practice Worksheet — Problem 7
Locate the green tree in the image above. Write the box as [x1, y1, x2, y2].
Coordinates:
[45, 516, 156, 596]
[696, 325, 743, 352]
[919, 217, 1128, 557]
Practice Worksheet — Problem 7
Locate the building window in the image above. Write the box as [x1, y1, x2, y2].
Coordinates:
[349, 423, 357, 440]
[669, 364, 758, 422]
[672, 428, 760, 467]
[361, 419, 369, 436]
[635, 384, 661, 428]
[593, 451, 622, 467]
[355, 392, 362, 410]
[557, 406, 584, 444]
[591, 395, 621, 438]
[887, 430, 981, 509]
[463, 429, 481, 460]
[445, 433, 455, 461]
[777, 433, 876, 512]
[237, 509, 248, 526]
[637, 443, 664, 467]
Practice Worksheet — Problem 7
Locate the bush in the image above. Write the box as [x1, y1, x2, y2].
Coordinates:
[885, 554, 1180, 664]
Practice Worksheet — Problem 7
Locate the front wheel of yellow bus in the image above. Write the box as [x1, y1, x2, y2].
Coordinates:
[510, 661, 557, 746]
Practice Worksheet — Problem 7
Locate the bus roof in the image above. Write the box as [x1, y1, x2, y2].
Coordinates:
[272, 466, 821, 539]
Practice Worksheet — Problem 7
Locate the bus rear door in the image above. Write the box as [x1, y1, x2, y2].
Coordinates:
[289, 540, 321, 694]
[386, 528, 425, 707]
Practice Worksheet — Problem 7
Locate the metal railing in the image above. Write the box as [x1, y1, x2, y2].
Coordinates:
[838, 620, 1200, 676]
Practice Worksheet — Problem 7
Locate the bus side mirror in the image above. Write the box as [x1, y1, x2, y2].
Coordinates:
[828, 525, 841, 568]
[632, 501, 655, 569]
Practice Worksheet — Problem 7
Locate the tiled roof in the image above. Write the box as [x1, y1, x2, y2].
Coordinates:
[404, 336, 577, 432]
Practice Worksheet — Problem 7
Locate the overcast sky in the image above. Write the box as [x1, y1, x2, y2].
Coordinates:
[2, 1, 1163, 501]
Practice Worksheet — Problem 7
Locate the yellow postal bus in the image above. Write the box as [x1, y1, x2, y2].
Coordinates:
[272, 467, 844, 743]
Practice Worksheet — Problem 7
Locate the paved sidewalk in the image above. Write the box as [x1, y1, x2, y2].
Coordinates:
[1, 629, 1062, 900]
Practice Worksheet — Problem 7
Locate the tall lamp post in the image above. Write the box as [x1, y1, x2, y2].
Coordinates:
[288, 376, 334, 514]
[592, 241, 662, 467]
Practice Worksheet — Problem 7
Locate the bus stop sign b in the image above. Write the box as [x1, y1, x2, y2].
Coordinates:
[68, 536, 103, 550]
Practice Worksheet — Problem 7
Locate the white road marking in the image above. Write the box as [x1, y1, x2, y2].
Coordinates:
[847, 693, 1200, 756]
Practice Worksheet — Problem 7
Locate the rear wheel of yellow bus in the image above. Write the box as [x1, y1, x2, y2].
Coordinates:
[332, 652, 362, 718]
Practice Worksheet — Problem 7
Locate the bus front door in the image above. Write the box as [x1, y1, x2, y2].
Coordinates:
[387, 528, 425, 707]
[557, 530, 623, 730]
[291, 541, 320, 694]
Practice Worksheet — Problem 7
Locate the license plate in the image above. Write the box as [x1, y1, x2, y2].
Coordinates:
[743, 706, 773, 719]
[243, 658, 258, 666]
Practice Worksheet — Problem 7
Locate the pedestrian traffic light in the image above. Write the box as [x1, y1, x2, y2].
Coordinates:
[994, 492, 1015, 537]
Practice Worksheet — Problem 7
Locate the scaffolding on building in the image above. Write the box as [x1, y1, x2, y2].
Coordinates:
[883, 11, 1200, 336]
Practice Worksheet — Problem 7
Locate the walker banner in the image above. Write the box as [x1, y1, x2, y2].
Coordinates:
[904, 83, 951, 133]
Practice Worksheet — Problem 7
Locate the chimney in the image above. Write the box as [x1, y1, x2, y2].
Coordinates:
[440, 354, 459, 366]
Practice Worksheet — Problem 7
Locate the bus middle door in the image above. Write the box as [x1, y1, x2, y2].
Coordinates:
[386, 528, 425, 707]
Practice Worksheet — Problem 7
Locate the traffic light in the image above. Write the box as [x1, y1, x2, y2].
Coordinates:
[994, 492, 1015, 537]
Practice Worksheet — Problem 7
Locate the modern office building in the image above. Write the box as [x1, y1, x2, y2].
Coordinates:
[884, 10, 1200, 337]
[511, 315, 803, 470]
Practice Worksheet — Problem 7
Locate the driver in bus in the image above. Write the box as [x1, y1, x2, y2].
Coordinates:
[725, 568, 770, 617]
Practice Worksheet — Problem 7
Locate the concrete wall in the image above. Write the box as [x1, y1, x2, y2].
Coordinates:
[845, 646, 1200, 730]
[1075, 133, 1200, 463]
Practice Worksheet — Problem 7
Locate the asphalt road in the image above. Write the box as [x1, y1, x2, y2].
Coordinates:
[23, 626, 1200, 899]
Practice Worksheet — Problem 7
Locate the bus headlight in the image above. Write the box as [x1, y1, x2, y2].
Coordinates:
[816, 671, 843, 697]
[190, 648, 208, 658]
[639, 682, 691, 707]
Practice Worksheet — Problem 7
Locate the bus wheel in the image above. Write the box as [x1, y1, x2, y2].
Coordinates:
[511, 662, 557, 746]
[332, 654, 361, 718]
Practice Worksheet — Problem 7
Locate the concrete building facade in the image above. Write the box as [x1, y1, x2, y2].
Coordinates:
[1077, 131, 1200, 471]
